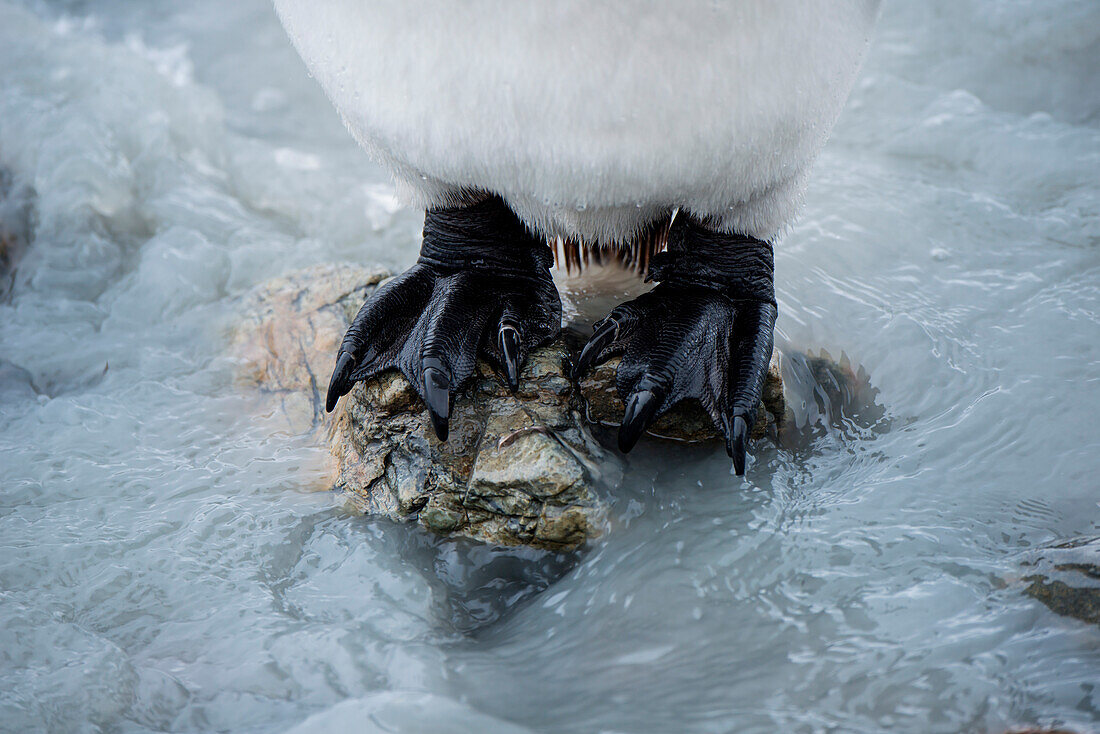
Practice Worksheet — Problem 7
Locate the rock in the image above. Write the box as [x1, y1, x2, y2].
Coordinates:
[1021, 538, 1100, 627]
[579, 349, 785, 441]
[0, 166, 35, 297]
[230, 264, 618, 550]
[328, 343, 616, 550]
[1026, 578, 1100, 626]
[231, 264, 794, 550]
[230, 263, 389, 434]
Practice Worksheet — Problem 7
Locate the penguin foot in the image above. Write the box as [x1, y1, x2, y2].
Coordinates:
[572, 215, 777, 475]
[325, 196, 561, 440]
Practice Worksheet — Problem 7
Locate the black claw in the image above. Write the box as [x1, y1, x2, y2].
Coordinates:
[422, 360, 452, 441]
[326, 351, 357, 412]
[728, 414, 749, 476]
[573, 319, 617, 379]
[499, 324, 521, 391]
[618, 388, 662, 454]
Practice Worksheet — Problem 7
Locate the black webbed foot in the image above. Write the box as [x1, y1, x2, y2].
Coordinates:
[573, 215, 777, 475]
[326, 196, 561, 440]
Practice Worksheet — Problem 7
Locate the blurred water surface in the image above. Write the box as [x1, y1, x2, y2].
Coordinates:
[1, 1, 1098, 732]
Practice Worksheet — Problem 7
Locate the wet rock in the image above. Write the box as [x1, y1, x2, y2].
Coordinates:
[328, 343, 615, 550]
[786, 349, 885, 430]
[579, 350, 785, 441]
[1026, 578, 1100, 626]
[230, 263, 389, 434]
[1021, 537, 1100, 627]
[0, 166, 36, 297]
[231, 264, 617, 550]
[232, 264, 795, 550]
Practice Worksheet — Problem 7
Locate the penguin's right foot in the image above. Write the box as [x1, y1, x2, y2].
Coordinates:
[325, 196, 562, 440]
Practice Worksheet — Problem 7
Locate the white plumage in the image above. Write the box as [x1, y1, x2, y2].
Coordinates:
[274, 0, 879, 245]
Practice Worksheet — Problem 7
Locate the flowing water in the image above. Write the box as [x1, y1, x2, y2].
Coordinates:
[1, 2, 1099, 732]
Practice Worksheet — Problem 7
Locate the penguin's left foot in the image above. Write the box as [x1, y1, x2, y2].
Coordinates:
[325, 196, 561, 440]
[573, 216, 777, 475]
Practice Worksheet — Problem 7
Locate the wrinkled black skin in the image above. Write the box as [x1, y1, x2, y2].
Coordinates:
[326, 198, 777, 475]
[572, 216, 777, 475]
[325, 195, 561, 440]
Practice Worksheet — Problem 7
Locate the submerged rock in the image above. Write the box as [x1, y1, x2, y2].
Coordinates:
[0, 166, 35, 297]
[232, 264, 792, 550]
[1021, 537, 1100, 627]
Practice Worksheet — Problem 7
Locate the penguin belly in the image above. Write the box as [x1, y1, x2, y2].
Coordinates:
[274, 0, 879, 245]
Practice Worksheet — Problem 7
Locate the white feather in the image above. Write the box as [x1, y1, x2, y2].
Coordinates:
[274, 0, 879, 244]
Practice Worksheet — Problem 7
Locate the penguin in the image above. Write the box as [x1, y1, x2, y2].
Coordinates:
[273, 0, 880, 474]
